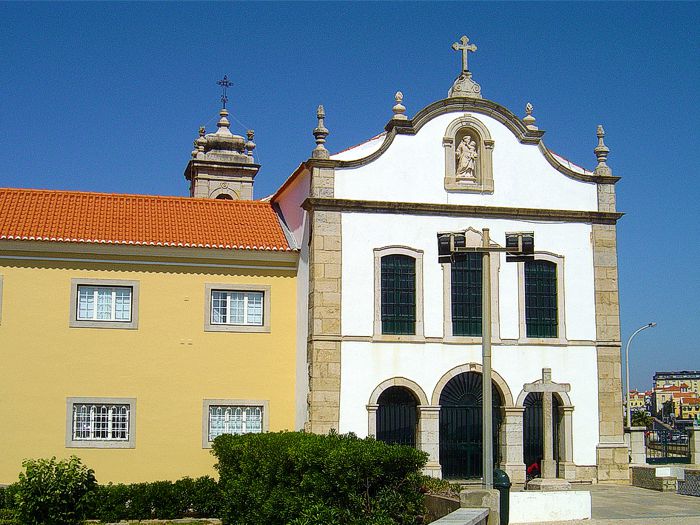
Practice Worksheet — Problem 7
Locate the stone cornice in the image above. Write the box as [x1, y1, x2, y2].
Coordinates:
[303, 198, 624, 224]
[302, 97, 620, 186]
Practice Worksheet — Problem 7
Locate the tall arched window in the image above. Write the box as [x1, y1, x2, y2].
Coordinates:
[524, 260, 558, 338]
[381, 254, 416, 335]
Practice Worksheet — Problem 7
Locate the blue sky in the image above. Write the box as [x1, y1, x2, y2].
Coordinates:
[1, 2, 698, 390]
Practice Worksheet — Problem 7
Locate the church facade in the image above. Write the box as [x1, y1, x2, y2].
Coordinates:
[275, 36, 628, 483]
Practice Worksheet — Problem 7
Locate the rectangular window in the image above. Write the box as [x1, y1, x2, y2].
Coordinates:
[65, 397, 136, 448]
[211, 290, 264, 326]
[204, 284, 271, 333]
[73, 403, 130, 441]
[381, 254, 416, 335]
[525, 260, 558, 338]
[77, 286, 132, 322]
[70, 279, 139, 329]
[207, 405, 263, 441]
[451, 253, 482, 336]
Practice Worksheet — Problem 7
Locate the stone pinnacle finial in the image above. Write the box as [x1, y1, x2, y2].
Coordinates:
[312, 105, 330, 159]
[192, 126, 207, 158]
[245, 130, 256, 158]
[448, 34, 482, 99]
[392, 91, 407, 120]
[594, 125, 612, 176]
[523, 102, 538, 130]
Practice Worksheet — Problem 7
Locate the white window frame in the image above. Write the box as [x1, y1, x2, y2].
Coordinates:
[372, 246, 424, 342]
[204, 284, 271, 333]
[202, 399, 269, 448]
[517, 252, 567, 344]
[69, 279, 139, 329]
[66, 397, 136, 448]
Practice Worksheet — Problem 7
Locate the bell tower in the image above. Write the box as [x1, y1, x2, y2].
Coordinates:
[184, 76, 259, 200]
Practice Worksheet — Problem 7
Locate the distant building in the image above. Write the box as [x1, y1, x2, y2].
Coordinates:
[654, 371, 700, 394]
[628, 390, 647, 414]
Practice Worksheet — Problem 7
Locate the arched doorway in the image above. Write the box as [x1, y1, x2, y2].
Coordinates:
[376, 386, 418, 447]
[523, 392, 561, 476]
[439, 372, 502, 479]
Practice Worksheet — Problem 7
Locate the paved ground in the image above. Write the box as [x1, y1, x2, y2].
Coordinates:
[513, 483, 700, 525]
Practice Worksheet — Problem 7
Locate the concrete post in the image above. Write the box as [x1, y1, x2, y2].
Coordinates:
[626, 426, 647, 465]
[419, 405, 442, 477]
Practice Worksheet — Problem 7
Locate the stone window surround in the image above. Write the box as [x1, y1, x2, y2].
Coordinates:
[443, 114, 495, 193]
[65, 397, 136, 449]
[201, 399, 270, 449]
[441, 229, 501, 343]
[69, 278, 140, 330]
[204, 283, 271, 333]
[517, 252, 567, 344]
[373, 246, 424, 342]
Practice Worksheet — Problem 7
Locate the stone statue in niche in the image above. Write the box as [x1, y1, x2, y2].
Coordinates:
[456, 135, 478, 181]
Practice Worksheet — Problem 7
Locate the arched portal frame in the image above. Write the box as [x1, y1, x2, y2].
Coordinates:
[431, 363, 514, 407]
[516, 381, 575, 481]
[367, 377, 441, 478]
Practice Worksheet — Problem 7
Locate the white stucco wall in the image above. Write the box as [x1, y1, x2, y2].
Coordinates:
[341, 213, 597, 341]
[333, 111, 599, 211]
[339, 341, 599, 466]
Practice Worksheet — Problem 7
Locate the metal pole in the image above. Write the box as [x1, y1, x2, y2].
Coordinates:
[625, 322, 657, 428]
[481, 228, 493, 489]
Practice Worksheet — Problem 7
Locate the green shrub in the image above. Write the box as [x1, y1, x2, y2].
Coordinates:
[212, 431, 428, 525]
[15, 456, 97, 525]
[93, 476, 221, 521]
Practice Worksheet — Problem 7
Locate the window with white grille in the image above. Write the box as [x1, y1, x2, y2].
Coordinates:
[77, 286, 132, 322]
[211, 290, 264, 326]
[208, 405, 263, 441]
[66, 397, 136, 448]
[70, 279, 139, 329]
[73, 403, 130, 441]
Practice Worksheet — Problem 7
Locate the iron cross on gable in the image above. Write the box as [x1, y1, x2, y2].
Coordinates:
[452, 35, 477, 73]
[217, 75, 233, 109]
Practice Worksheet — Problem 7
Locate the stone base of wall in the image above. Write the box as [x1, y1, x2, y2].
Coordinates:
[575, 465, 598, 482]
[422, 462, 442, 478]
[678, 468, 700, 496]
[630, 466, 677, 492]
[596, 442, 630, 483]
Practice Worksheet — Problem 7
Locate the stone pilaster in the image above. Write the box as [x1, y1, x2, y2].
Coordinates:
[558, 406, 576, 480]
[305, 163, 343, 434]
[593, 155, 628, 482]
[500, 407, 526, 484]
[418, 406, 442, 478]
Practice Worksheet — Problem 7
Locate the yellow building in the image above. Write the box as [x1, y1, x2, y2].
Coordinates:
[0, 106, 299, 484]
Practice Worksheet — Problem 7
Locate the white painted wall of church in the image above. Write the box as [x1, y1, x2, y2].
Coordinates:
[339, 341, 600, 466]
[333, 112, 599, 212]
[340, 213, 597, 341]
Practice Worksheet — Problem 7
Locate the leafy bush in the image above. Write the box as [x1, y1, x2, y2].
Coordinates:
[93, 476, 221, 521]
[212, 431, 428, 525]
[15, 456, 97, 525]
[419, 476, 459, 498]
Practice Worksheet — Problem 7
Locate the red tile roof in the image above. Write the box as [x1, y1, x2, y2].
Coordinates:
[0, 188, 292, 251]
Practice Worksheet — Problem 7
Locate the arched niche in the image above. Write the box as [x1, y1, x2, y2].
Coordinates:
[443, 115, 494, 194]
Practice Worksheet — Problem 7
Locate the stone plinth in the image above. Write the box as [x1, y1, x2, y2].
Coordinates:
[460, 488, 499, 525]
[690, 428, 700, 465]
[509, 491, 591, 524]
[525, 478, 571, 491]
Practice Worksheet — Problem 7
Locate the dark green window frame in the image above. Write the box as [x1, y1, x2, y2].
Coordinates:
[524, 260, 558, 338]
[381, 254, 416, 335]
[451, 253, 482, 336]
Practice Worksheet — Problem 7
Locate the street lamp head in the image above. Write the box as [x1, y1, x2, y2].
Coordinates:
[649, 322, 657, 328]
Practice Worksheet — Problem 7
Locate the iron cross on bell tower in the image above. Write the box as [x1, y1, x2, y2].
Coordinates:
[217, 75, 233, 109]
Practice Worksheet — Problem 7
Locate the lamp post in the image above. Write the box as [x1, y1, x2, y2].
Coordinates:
[625, 322, 656, 428]
[438, 229, 532, 489]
